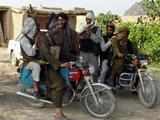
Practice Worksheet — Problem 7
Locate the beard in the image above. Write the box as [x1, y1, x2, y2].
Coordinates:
[107, 32, 113, 38]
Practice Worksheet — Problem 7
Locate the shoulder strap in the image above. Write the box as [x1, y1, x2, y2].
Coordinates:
[45, 32, 56, 46]
[20, 43, 33, 62]
[20, 35, 35, 61]
[91, 26, 98, 34]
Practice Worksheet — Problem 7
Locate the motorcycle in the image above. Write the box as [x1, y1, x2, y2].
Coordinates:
[16, 57, 116, 118]
[106, 54, 157, 108]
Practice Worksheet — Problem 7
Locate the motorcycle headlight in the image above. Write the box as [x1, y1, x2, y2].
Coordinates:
[89, 65, 95, 74]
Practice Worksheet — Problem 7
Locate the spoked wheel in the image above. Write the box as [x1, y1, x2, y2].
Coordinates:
[62, 86, 76, 107]
[81, 84, 116, 118]
[138, 71, 157, 108]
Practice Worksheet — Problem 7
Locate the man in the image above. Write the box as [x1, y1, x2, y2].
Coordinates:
[19, 12, 40, 97]
[49, 13, 80, 63]
[98, 21, 115, 84]
[79, 11, 103, 79]
[111, 26, 137, 87]
[38, 12, 79, 120]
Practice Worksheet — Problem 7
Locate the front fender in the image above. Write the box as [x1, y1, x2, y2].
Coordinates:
[80, 83, 112, 98]
[91, 83, 112, 90]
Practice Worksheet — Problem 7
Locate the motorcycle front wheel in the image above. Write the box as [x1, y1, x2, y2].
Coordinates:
[81, 83, 116, 118]
[138, 71, 157, 108]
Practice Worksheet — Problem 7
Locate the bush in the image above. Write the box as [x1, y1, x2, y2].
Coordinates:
[96, 12, 121, 34]
[96, 12, 160, 62]
[122, 22, 160, 62]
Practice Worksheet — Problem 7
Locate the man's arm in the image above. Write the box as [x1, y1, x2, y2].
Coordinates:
[71, 30, 80, 56]
[128, 40, 138, 55]
[39, 33, 61, 70]
[20, 37, 36, 57]
[112, 36, 123, 58]
[100, 38, 112, 52]
[90, 27, 103, 43]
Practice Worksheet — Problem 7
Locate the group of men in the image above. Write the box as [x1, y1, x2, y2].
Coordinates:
[79, 11, 137, 86]
[19, 9, 137, 120]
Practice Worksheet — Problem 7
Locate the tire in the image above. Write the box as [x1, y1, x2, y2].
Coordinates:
[81, 84, 116, 118]
[138, 72, 157, 108]
[62, 87, 76, 107]
[10, 51, 19, 66]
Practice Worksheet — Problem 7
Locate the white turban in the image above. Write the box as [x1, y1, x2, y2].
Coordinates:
[86, 11, 95, 23]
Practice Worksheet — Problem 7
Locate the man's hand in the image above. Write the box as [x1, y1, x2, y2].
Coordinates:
[33, 44, 37, 49]
[60, 62, 70, 67]
[118, 53, 123, 58]
[79, 30, 90, 39]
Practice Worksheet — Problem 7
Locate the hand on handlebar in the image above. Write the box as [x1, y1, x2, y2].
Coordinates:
[60, 61, 76, 68]
[60, 63, 70, 67]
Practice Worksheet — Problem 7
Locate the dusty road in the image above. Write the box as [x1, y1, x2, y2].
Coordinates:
[0, 47, 160, 120]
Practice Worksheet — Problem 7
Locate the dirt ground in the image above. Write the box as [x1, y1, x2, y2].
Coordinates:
[0, 47, 160, 120]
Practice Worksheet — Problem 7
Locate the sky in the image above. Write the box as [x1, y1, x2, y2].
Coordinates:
[0, 0, 142, 15]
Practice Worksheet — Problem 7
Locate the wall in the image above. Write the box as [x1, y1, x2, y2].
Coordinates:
[75, 15, 86, 32]
[11, 10, 24, 40]
[121, 16, 140, 23]
[0, 11, 5, 45]
[121, 15, 152, 23]
[68, 15, 76, 30]
[0, 9, 12, 45]
[4, 8, 87, 43]
[5, 10, 13, 42]
[36, 14, 49, 29]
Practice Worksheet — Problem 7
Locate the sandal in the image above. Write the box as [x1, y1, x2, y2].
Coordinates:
[53, 115, 72, 120]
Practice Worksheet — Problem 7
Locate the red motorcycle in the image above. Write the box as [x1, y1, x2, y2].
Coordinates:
[17, 57, 116, 118]
[59, 57, 116, 118]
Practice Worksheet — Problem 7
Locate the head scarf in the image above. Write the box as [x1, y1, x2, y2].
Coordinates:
[86, 11, 96, 24]
[47, 13, 56, 30]
[79, 11, 96, 33]
[22, 16, 38, 40]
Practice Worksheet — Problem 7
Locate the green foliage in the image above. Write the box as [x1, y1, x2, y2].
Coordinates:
[122, 22, 160, 62]
[142, 0, 160, 17]
[96, 11, 121, 34]
[96, 12, 160, 62]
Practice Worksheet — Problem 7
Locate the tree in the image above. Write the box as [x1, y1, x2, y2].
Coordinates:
[96, 11, 121, 34]
[123, 22, 160, 61]
[142, 0, 160, 18]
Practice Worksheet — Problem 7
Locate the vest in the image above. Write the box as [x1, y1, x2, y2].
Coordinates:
[80, 26, 100, 56]
[100, 35, 113, 61]
[20, 34, 37, 62]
